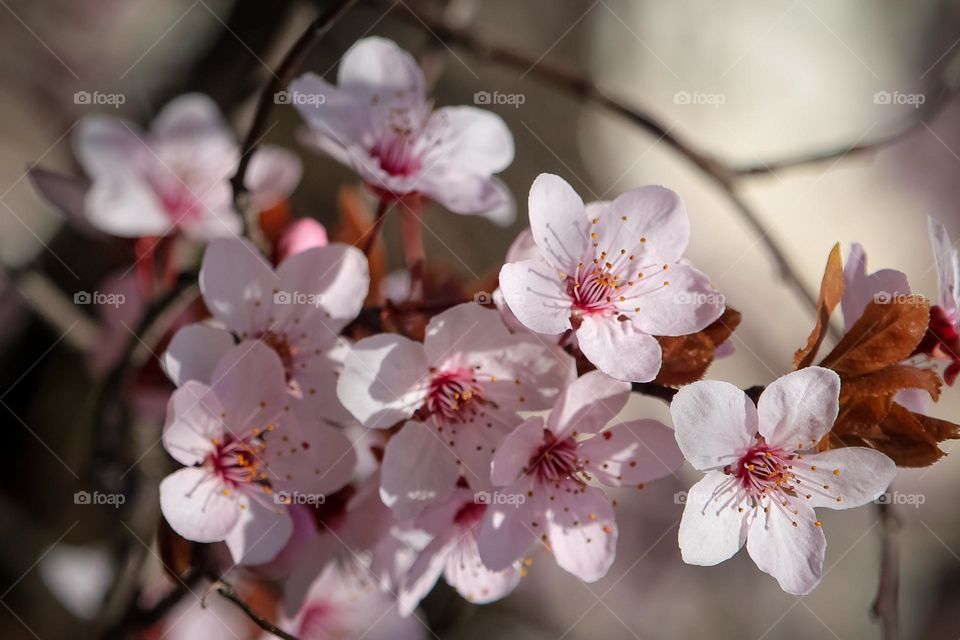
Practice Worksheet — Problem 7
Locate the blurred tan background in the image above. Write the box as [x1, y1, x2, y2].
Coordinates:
[2, 0, 960, 638]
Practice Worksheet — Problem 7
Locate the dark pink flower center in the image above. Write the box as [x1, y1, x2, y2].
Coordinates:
[206, 431, 271, 488]
[453, 501, 486, 527]
[425, 368, 485, 424]
[726, 442, 797, 498]
[370, 131, 423, 177]
[526, 430, 583, 483]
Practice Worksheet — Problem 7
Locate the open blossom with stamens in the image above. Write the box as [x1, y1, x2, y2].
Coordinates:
[671, 367, 896, 595]
[33, 93, 301, 241]
[477, 371, 683, 582]
[159, 342, 355, 565]
[917, 216, 960, 384]
[396, 488, 522, 616]
[336, 303, 576, 519]
[289, 37, 515, 224]
[499, 173, 724, 382]
[162, 237, 368, 425]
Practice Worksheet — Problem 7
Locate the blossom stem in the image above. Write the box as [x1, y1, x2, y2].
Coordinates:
[400, 202, 426, 300]
[361, 197, 390, 256]
[213, 581, 300, 640]
[230, 0, 361, 236]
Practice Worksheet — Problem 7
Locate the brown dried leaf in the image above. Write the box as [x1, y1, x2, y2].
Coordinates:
[157, 518, 194, 581]
[654, 307, 742, 386]
[839, 365, 941, 401]
[834, 393, 893, 436]
[794, 244, 844, 369]
[820, 298, 930, 375]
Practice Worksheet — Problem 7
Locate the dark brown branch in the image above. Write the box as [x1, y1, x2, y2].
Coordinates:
[872, 500, 901, 640]
[214, 582, 299, 640]
[631, 382, 678, 403]
[389, 1, 818, 314]
[230, 0, 361, 234]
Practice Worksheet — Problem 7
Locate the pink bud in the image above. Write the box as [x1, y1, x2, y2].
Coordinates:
[276, 218, 328, 262]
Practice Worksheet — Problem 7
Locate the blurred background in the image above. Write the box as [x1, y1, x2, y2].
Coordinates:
[2, 0, 960, 638]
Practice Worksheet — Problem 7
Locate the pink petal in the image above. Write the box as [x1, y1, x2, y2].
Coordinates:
[162, 381, 222, 466]
[490, 416, 546, 487]
[398, 534, 453, 617]
[802, 448, 895, 509]
[505, 227, 538, 263]
[580, 419, 683, 487]
[625, 264, 724, 337]
[267, 411, 357, 497]
[175, 200, 242, 241]
[162, 324, 235, 386]
[149, 93, 234, 150]
[28, 168, 96, 235]
[418, 171, 515, 223]
[498, 259, 572, 335]
[757, 367, 840, 449]
[73, 114, 150, 177]
[380, 420, 460, 520]
[448, 417, 511, 492]
[841, 242, 910, 331]
[245, 145, 302, 212]
[293, 338, 356, 426]
[423, 303, 511, 363]
[422, 106, 514, 175]
[200, 238, 278, 336]
[444, 533, 520, 605]
[276, 218, 329, 262]
[85, 175, 171, 237]
[276, 242, 369, 333]
[224, 493, 294, 565]
[337, 334, 430, 428]
[600, 185, 690, 263]
[928, 216, 959, 318]
[671, 380, 758, 470]
[159, 467, 239, 543]
[545, 369, 630, 437]
[289, 72, 369, 148]
[476, 475, 541, 571]
[337, 37, 425, 101]
[210, 341, 288, 435]
[576, 315, 662, 382]
[745, 503, 825, 595]
[546, 482, 617, 582]
[528, 173, 589, 271]
[480, 336, 577, 415]
[678, 472, 749, 566]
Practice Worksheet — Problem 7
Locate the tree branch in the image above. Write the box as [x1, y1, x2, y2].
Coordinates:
[230, 0, 361, 234]
[873, 499, 901, 640]
[213, 582, 299, 640]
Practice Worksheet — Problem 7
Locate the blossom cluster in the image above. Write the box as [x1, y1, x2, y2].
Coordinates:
[32, 35, 959, 637]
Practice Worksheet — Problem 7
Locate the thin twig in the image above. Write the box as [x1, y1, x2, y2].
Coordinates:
[230, 0, 361, 234]
[873, 499, 901, 640]
[631, 382, 678, 403]
[361, 198, 390, 256]
[213, 582, 299, 640]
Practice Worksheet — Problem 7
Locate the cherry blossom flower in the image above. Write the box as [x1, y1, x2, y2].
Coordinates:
[32, 93, 301, 241]
[275, 218, 329, 263]
[671, 367, 896, 595]
[162, 236, 368, 426]
[499, 173, 724, 382]
[917, 217, 960, 384]
[280, 562, 425, 640]
[396, 488, 522, 615]
[337, 302, 576, 518]
[477, 371, 684, 582]
[159, 342, 355, 565]
[289, 37, 515, 224]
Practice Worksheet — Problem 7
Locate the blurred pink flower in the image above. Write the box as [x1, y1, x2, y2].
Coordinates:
[290, 37, 515, 224]
[275, 218, 329, 263]
[477, 371, 683, 582]
[671, 367, 896, 595]
[159, 342, 354, 565]
[499, 173, 724, 382]
[337, 303, 575, 519]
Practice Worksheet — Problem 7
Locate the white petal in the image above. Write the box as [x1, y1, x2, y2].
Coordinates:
[757, 367, 840, 449]
[746, 503, 825, 596]
[545, 483, 617, 582]
[671, 381, 758, 471]
[380, 420, 460, 520]
[162, 381, 222, 466]
[422, 106, 514, 175]
[199, 238, 278, 336]
[601, 185, 690, 263]
[245, 145, 302, 212]
[159, 467, 239, 543]
[498, 259, 572, 335]
[528, 173, 589, 270]
[545, 369, 630, 437]
[802, 448, 896, 509]
[580, 419, 684, 486]
[677, 472, 748, 565]
[162, 324, 235, 386]
[224, 494, 293, 565]
[576, 315, 662, 382]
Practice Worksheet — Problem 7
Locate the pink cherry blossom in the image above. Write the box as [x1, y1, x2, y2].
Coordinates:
[289, 37, 515, 224]
[280, 562, 425, 640]
[275, 218, 329, 263]
[499, 173, 724, 382]
[337, 302, 576, 518]
[159, 342, 355, 565]
[162, 236, 368, 426]
[671, 367, 896, 595]
[477, 371, 684, 582]
[396, 488, 521, 615]
[841, 242, 911, 331]
[33, 93, 301, 241]
[919, 216, 960, 384]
